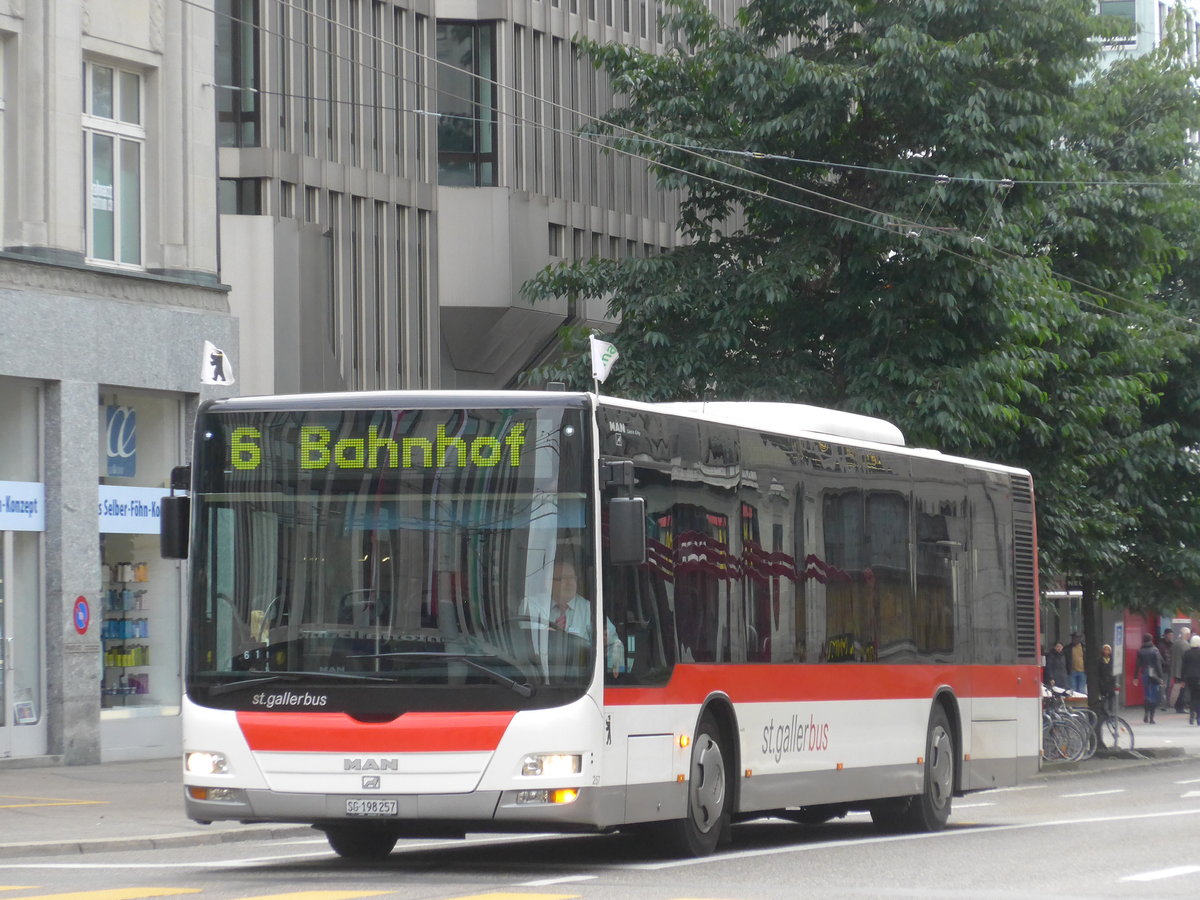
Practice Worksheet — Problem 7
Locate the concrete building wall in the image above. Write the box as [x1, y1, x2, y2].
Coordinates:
[217, 0, 688, 395]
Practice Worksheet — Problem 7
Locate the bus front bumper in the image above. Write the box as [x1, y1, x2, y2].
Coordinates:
[185, 784, 622, 832]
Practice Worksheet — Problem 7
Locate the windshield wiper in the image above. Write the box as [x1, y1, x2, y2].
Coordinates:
[348, 651, 535, 698]
[207, 670, 398, 696]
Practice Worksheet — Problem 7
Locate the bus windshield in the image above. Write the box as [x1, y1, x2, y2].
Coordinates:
[186, 402, 595, 713]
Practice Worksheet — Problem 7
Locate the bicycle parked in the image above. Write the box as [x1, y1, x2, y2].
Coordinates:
[1096, 692, 1135, 752]
[1041, 685, 1134, 761]
[1042, 686, 1093, 762]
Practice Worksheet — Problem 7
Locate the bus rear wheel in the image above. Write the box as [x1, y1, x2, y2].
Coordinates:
[870, 705, 954, 833]
[654, 712, 729, 857]
[323, 823, 399, 860]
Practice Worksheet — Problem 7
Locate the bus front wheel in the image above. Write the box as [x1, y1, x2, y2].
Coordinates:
[654, 712, 730, 856]
[323, 823, 399, 860]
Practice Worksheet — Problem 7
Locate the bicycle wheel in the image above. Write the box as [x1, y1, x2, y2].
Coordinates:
[1074, 707, 1099, 729]
[1104, 716, 1135, 751]
[1041, 718, 1059, 760]
[1066, 711, 1098, 760]
[1045, 720, 1085, 761]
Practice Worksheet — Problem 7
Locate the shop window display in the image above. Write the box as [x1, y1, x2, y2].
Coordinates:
[100, 534, 176, 708]
[97, 387, 185, 714]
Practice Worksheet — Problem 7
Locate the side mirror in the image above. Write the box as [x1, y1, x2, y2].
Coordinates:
[160, 495, 191, 560]
[609, 497, 646, 566]
[160, 465, 192, 560]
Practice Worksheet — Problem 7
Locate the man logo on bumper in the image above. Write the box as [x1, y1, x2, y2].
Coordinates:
[345, 758, 399, 771]
[362, 776, 381, 789]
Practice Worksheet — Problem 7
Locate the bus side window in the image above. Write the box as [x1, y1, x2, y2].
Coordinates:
[604, 566, 674, 685]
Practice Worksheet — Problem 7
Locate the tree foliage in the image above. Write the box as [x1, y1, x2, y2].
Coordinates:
[521, 0, 1200, 600]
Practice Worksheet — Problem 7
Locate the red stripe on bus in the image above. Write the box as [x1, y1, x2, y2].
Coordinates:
[604, 664, 1042, 706]
[236, 710, 516, 752]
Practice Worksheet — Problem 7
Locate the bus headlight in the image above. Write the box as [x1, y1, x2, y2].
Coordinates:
[185, 751, 230, 775]
[521, 753, 582, 777]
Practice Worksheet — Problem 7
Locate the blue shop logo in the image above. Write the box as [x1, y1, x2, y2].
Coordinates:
[106, 405, 137, 478]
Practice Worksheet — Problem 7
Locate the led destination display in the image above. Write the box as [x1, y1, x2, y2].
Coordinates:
[229, 422, 528, 472]
[198, 406, 572, 495]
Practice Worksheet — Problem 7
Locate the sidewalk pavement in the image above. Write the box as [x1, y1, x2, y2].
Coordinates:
[0, 708, 1198, 859]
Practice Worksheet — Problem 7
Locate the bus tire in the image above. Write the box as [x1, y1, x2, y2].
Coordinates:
[655, 712, 729, 856]
[871, 705, 954, 833]
[323, 824, 399, 860]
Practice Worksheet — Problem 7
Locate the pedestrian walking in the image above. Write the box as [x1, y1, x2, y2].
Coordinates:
[1182, 634, 1200, 726]
[1044, 640, 1068, 690]
[1174, 627, 1193, 713]
[1159, 628, 1175, 711]
[1134, 633, 1165, 724]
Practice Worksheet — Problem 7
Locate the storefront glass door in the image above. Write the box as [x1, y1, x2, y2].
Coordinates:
[0, 531, 44, 759]
[0, 532, 11, 757]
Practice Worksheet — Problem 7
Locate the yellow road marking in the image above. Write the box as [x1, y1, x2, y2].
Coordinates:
[2, 891, 199, 900]
[0, 796, 108, 809]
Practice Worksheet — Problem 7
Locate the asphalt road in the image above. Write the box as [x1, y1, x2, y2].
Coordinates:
[0, 756, 1197, 899]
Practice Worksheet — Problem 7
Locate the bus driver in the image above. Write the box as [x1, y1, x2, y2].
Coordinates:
[523, 557, 624, 676]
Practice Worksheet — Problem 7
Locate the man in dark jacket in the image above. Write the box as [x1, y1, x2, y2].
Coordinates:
[1044, 640, 1069, 690]
[1158, 629, 1175, 711]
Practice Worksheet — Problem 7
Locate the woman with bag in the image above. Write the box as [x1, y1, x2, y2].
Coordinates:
[1134, 632, 1165, 724]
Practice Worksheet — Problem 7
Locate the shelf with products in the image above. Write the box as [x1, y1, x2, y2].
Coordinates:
[100, 562, 155, 705]
[101, 670, 150, 698]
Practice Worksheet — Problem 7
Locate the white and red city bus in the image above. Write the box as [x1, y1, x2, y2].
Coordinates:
[162, 390, 1042, 859]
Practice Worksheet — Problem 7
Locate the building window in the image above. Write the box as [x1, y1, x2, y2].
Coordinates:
[436, 21, 498, 186]
[216, 0, 261, 147]
[218, 178, 262, 214]
[83, 61, 144, 267]
[1098, 0, 1136, 22]
[1097, 0, 1137, 44]
[280, 181, 296, 218]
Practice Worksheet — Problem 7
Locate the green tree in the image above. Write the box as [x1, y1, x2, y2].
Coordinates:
[522, 0, 1200, 589]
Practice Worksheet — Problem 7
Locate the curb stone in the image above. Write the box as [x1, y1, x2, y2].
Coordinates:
[0, 824, 315, 860]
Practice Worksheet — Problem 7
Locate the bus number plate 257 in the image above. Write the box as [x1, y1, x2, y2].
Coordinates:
[346, 799, 398, 816]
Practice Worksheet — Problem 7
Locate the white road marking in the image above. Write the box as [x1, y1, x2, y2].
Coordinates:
[619, 807, 1200, 870]
[1120, 864, 1200, 882]
[983, 784, 1045, 793]
[1059, 789, 1125, 798]
[519, 876, 598, 886]
[952, 802, 995, 809]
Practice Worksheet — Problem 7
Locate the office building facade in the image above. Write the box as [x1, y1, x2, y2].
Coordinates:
[215, 0, 682, 396]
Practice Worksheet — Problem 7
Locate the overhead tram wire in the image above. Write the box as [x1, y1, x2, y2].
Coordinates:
[190, 0, 1200, 340]
[197, 0, 938, 233]
[197, 0, 1197, 237]
[678, 146, 1200, 191]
